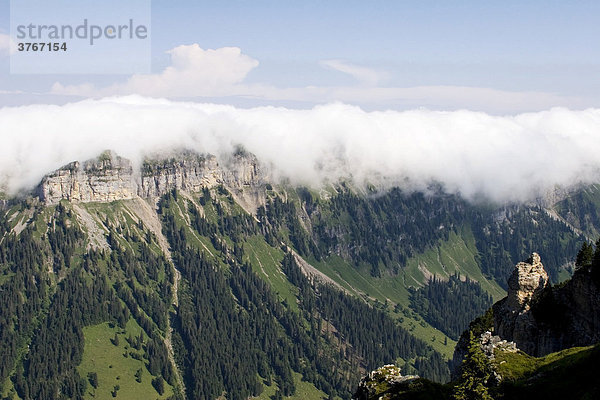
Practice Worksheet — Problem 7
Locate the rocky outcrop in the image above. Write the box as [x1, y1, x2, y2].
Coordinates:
[504, 253, 548, 311]
[493, 253, 549, 355]
[479, 331, 518, 361]
[353, 365, 419, 400]
[491, 253, 600, 356]
[38, 150, 267, 212]
[454, 252, 600, 376]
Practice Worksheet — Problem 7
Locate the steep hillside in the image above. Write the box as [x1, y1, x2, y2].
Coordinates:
[0, 156, 448, 399]
[0, 150, 596, 399]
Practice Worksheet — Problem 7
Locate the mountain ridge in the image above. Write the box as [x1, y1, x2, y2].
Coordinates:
[37, 150, 266, 213]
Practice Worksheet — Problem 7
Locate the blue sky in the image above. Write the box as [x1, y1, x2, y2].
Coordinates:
[1, 0, 600, 112]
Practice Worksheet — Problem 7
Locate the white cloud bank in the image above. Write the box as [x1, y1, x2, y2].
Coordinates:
[1, 96, 600, 203]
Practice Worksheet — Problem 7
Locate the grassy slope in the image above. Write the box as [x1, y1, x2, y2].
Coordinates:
[311, 254, 457, 359]
[78, 321, 174, 400]
[253, 372, 329, 400]
[357, 345, 600, 400]
[244, 235, 299, 312]
[403, 228, 505, 302]
[308, 226, 506, 359]
[78, 193, 503, 363]
[74, 201, 179, 399]
[0, 191, 507, 397]
[493, 345, 600, 399]
[555, 183, 600, 239]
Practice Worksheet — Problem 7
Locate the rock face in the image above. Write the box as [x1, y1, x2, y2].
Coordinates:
[493, 253, 548, 355]
[504, 253, 548, 311]
[38, 150, 267, 212]
[492, 253, 600, 356]
[38, 153, 136, 204]
[138, 152, 222, 198]
[492, 253, 553, 355]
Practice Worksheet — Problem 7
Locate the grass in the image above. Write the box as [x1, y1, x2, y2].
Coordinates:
[494, 345, 595, 382]
[310, 255, 457, 358]
[78, 320, 174, 400]
[312, 227, 505, 306]
[494, 344, 600, 399]
[310, 255, 460, 358]
[70, 192, 497, 375]
[253, 372, 330, 400]
[31, 206, 52, 240]
[0, 377, 21, 400]
[555, 184, 600, 239]
[403, 228, 505, 301]
[312, 254, 382, 298]
[556, 265, 573, 283]
[306, 228, 508, 360]
[244, 235, 299, 312]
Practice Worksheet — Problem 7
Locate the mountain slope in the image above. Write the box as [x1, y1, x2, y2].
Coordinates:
[1, 149, 597, 399]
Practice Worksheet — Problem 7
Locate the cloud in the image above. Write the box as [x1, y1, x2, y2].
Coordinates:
[1, 96, 600, 203]
[49, 43, 587, 114]
[52, 44, 259, 97]
[320, 59, 387, 86]
[0, 33, 16, 55]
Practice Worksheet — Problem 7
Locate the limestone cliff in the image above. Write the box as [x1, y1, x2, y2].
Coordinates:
[492, 252, 549, 355]
[38, 152, 136, 204]
[38, 150, 267, 212]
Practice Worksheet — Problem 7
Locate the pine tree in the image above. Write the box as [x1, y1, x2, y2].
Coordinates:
[452, 331, 493, 400]
[87, 372, 98, 389]
[577, 241, 594, 269]
[152, 376, 165, 395]
[592, 239, 600, 283]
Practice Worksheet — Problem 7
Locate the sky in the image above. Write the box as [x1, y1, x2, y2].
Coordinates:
[1, 0, 600, 112]
[2, 1, 600, 202]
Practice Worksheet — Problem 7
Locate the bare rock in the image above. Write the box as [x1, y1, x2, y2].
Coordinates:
[505, 252, 548, 312]
[493, 253, 548, 355]
[37, 149, 268, 213]
[479, 331, 518, 360]
[38, 152, 136, 204]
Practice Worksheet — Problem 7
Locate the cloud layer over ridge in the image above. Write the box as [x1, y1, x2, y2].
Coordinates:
[1, 96, 600, 203]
